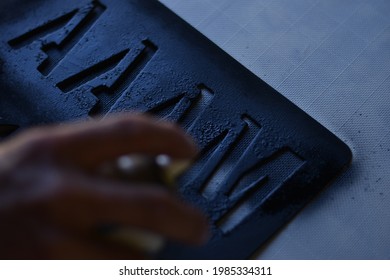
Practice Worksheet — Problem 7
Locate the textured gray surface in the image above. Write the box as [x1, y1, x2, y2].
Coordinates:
[159, 0, 390, 259]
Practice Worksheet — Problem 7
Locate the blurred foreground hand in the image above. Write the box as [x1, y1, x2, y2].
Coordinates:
[0, 114, 208, 259]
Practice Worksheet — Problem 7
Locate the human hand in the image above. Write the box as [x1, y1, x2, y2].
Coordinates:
[0, 114, 208, 259]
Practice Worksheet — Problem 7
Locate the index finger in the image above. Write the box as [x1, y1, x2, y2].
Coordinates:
[20, 114, 198, 168]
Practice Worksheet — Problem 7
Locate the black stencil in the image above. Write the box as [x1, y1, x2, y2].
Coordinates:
[0, 0, 352, 259]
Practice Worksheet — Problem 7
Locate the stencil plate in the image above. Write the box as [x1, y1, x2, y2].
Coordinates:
[0, 0, 352, 259]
